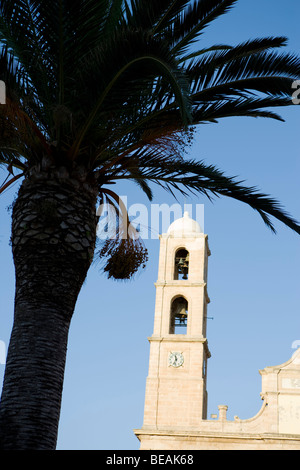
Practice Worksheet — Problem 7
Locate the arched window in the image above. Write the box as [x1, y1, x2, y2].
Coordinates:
[174, 248, 189, 280]
[170, 296, 188, 334]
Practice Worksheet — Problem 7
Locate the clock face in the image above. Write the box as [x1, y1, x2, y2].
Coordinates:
[168, 351, 184, 368]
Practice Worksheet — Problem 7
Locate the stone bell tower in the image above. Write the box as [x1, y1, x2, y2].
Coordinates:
[135, 211, 211, 448]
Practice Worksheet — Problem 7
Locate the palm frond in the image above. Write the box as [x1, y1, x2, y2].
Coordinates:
[119, 155, 300, 234]
[188, 40, 300, 99]
[192, 96, 293, 123]
[0, 0, 299, 239]
[102, 0, 124, 37]
[0, 173, 24, 194]
[68, 31, 192, 159]
[124, 0, 190, 32]
[171, 0, 238, 55]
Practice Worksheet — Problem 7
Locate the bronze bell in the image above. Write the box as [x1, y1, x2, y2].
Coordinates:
[176, 254, 189, 279]
[174, 304, 187, 323]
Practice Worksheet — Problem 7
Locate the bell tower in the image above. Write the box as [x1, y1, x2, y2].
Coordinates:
[135, 211, 211, 447]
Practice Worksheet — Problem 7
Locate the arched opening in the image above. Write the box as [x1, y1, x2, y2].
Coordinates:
[174, 248, 189, 280]
[170, 296, 188, 334]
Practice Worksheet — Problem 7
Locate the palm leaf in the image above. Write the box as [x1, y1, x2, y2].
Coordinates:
[124, 0, 190, 31]
[188, 40, 300, 98]
[171, 0, 238, 55]
[127, 155, 300, 234]
[0, 0, 299, 238]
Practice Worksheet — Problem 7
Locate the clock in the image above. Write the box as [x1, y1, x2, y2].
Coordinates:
[168, 351, 184, 368]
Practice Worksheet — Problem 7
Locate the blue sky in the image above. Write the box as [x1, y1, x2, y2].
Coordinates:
[0, 0, 299, 450]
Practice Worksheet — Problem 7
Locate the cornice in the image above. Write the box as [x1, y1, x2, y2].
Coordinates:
[154, 281, 210, 303]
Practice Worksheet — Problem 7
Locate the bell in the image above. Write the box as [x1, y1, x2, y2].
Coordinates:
[174, 304, 187, 319]
[176, 305, 187, 316]
[176, 306, 187, 326]
[182, 269, 188, 280]
[171, 298, 188, 330]
[176, 254, 189, 279]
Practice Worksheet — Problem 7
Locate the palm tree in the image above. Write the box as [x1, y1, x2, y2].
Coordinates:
[0, 0, 299, 450]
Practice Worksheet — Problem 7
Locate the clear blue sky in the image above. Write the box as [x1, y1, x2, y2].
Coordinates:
[0, 0, 299, 450]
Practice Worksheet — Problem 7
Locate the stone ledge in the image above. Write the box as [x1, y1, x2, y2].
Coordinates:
[148, 335, 211, 358]
[134, 427, 300, 441]
[148, 335, 208, 343]
[134, 428, 300, 450]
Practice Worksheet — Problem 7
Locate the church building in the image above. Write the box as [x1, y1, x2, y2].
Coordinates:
[134, 212, 300, 450]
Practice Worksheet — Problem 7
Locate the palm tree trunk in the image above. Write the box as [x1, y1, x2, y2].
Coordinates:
[0, 169, 98, 450]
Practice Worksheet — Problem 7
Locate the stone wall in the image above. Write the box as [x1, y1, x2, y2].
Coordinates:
[135, 348, 300, 450]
